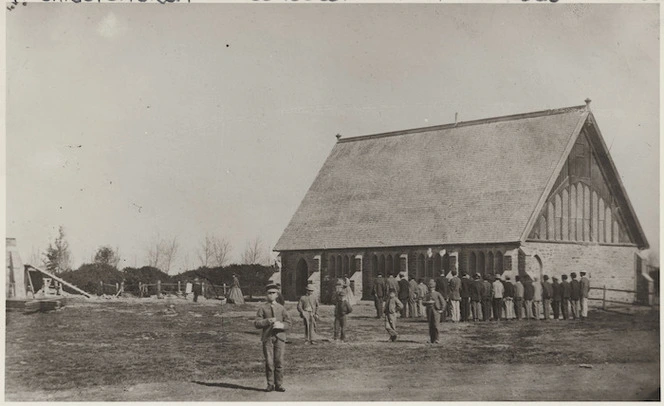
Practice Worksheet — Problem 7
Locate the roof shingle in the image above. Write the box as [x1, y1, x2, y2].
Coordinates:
[275, 106, 588, 251]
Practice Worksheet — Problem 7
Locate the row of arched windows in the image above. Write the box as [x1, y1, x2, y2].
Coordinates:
[467, 250, 503, 277]
[530, 182, 631, 244]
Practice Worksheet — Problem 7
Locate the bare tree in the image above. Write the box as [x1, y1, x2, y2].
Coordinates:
[242, 237, 266, 265]
[162, 237, 179, 274]
[211, 235, 232, 267]
[197, 234, 214, 267]
[145, 236, 179, 274]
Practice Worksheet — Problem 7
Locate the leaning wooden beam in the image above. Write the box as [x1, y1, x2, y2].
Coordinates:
[25, 265, 93, 298]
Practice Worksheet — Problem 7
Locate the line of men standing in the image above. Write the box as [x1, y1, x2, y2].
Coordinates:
[371, 270, 591, 322]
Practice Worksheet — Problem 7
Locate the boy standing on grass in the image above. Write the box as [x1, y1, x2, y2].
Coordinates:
[384, 288, 403, 342]
[333, 289, 352, 342]
[254, 284, 293, 393]
[297, 284, 319, 345]
[423, 279, 445, 343]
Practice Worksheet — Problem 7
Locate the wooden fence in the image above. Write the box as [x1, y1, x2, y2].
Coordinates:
[588, 285, 655, 310]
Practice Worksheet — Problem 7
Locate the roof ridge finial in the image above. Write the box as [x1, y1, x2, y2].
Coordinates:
[454, 112, 459, 126]
[335, 133, 342, 140]
[584, 98, 592, 111]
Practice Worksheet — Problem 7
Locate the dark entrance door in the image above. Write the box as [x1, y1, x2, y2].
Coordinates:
[296, 259, 309, 298]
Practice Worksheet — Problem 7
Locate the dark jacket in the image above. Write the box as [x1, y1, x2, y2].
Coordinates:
[552, 281, 562, 301]
[470, 280, 483, 301]
[482, 280, 493, 300]
[523, 281, 535, 301]
[372, 277, 386, 298]
[334, 297, 353, 317]
[435, 276, 450, 299]
[425, 291, 446, 312]
[503, 281, 514, 298]
[398, 279, 410, 300]
[542, 281, 553, 300]
[570, 279, 581, 300]
[460, 277, 473, 298]
[561, 281, 571, 299]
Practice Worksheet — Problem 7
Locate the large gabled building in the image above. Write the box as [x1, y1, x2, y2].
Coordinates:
[274, 101, 650, 304]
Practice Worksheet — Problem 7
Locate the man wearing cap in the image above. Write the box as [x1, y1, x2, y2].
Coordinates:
[460, 272, 473, 322]
[386, 274, 400, 296]
[384, 288, 403, 342]
[492, 275, 504, 321]
[503, 275, 515, 320]
[333, 289, 353, 342]
[398, 276, 411, 318]
[560, 274, 571, 320]
[481, 275, 493, 322]
[532, 276, 542, 320]
[551, 276, 562, 320]
[580, 271, 590, 319]
[523, 277, 535, 320]
[542, 275, 553, 320]
[423, 279, 445, 343]
[514, 276, 524, 320]
[470, 274, 483, 322]
[254, 284, 293, 392]
[417, 278, 428, 318]
[297, 284, 319, 345]
[435, 271, 450, 321]
[371, 274, 386, 319]
[449, 270, 462, 322]
[570, 272, 581, 320]
[408, 276, 419, 318]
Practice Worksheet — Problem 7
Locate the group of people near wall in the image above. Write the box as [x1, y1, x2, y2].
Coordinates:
[371, 270, 592, 342]
[252, 270, 592, 392]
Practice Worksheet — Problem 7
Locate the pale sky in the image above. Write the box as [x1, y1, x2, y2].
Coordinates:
[6, 3, 660, 273]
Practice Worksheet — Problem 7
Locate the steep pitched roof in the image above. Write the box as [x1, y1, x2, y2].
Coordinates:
[275, 105, 590, 251]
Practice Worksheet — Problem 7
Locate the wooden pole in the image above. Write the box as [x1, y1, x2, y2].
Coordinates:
[100, 280, 104, 296]
[178, 281, 181, 293]
[116, 282, 119, 295]
[602, 285, 607, 311]
[157, 280, 162, 299]
[139, 282, 143, 298]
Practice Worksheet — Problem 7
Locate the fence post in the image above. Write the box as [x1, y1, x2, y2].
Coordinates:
[602, 285, 607, 311]
[202, 282, 206, 297]
[157, 280, 162, 299]
[116, 282, 119, 295]
[139, 282, 143, 298]
[100, 280, 104, 296]
[223, 283, 227, 296]
[178, 281, 181, 293]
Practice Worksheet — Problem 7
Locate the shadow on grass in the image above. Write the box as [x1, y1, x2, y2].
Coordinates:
[191, 381, 266, 392]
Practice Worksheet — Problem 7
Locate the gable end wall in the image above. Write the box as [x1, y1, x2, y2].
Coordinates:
[522, 241, 637, 303]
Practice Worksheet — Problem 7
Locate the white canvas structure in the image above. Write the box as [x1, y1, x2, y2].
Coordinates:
[6, 238, 27, 299]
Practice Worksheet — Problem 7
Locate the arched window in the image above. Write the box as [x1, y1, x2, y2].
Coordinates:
[562, 188, 569, 239]
[386, 254, 393, 275]
[336, 255, 342, 278]
[379, 255, 386, 275]
[495, 251, 503, 275]
[570, 184, 577, 240]
[330, 256, 336, 278]
[441, 253, 449, 275]
[488, 252, 494, 275]
[469, 252, 477, 276]
[478, 252, 486, 277]
[433, 253, 442, 278]
[343, 255, 350, 277]
[417, 254, 425, 280]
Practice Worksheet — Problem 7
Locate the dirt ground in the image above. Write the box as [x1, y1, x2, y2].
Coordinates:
[5, 297, 660, 401]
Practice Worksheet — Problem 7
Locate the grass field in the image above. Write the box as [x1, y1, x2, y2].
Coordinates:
[5, 297, 660, 401]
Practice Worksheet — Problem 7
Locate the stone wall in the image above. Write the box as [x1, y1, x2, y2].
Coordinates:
[521, 241, 639, 303]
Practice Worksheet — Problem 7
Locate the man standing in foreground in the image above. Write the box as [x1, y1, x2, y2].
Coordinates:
[254, 284, 293, 392]
[580, 271, 590, 319]
[372, 274, 386, 319]
[384, 288, 403, 342]
[424, 279, 446, 343]
[449, 270, 461, 322]
[297, 284, 319, 345]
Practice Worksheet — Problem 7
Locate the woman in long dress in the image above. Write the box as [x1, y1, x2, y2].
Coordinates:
[227, 274, 245, 304]
[343, 276, 356, 305]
